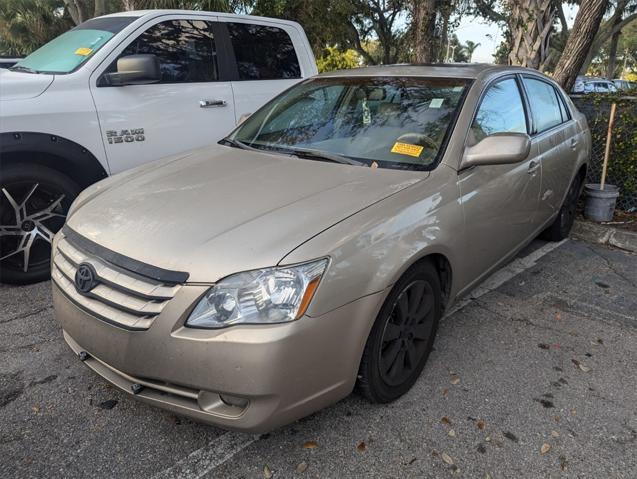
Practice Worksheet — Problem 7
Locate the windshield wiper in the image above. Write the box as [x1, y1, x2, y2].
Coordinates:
[219, 137, 262, 152]
[285, 147, 365, 166]
[9, 65, 39, 74]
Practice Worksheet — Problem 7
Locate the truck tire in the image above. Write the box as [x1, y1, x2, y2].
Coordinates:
[0, 164, 80, 285]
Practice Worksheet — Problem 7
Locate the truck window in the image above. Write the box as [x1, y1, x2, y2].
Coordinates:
[118, 19, 218, 83]
[227, 23, 301, 80]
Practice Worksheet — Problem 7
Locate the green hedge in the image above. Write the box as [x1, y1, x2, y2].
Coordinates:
[570, 94, 637, 211]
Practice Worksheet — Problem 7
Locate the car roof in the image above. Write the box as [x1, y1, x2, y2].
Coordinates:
[316, 63, 543, 80]
[99, 9, 303, 27]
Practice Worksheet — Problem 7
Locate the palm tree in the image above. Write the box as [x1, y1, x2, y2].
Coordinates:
[464, 40, 481, 62]
[0, 0, 73, 56]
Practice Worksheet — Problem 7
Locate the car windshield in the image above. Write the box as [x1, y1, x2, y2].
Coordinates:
[11, 17, 136, 74]
[230, 76, 469, 170]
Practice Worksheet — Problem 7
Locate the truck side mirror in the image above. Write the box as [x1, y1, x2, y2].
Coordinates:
[100, 54, 161, 87]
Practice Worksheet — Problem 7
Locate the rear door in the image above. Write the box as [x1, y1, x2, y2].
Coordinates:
[90, 15, 236, 174]
[520, 76, 575, 224]
[218, 20, 307, 121]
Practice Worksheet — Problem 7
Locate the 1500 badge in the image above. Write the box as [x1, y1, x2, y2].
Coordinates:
[106, 128, 145, 144]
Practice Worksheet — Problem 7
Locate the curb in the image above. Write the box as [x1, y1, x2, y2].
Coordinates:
[571, 220, 637, 253]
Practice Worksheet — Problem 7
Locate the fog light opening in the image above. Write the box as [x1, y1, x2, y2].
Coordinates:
[219, 393, 249, 409]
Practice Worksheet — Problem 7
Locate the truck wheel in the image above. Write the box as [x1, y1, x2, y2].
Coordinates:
[357, 260, 441, 403]
[0, 164, 80, 285]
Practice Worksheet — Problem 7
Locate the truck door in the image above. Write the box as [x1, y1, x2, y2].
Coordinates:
[90, 15, 236, 174]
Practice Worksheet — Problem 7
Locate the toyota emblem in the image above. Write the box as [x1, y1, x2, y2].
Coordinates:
[74, 263, 98, 295]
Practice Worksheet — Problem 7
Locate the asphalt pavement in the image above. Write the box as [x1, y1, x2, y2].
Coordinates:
[1, 239, 636, 478]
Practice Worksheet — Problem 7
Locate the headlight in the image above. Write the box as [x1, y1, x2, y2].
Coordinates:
[185, 258, 328, 329]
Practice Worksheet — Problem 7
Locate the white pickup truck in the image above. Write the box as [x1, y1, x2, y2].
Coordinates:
[0, 10, 317, 284]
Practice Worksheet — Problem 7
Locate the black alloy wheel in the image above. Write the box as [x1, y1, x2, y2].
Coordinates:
[358, 260, 442, 403]
[0, 164, 79, 284]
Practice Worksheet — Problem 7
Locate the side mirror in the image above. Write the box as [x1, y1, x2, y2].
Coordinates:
[461, 132, 531, 169]
[101, 54, 160, 86]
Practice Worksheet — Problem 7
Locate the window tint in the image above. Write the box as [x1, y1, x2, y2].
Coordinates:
[471, 78, 527, 143]
[228, 23, 300, 80]
[120, 19, 218, 83]
[523, 77, 563, 133]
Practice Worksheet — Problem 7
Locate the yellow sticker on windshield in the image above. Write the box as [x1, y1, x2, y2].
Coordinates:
[75, 47, 93, 56]
[391, 142, 424, 158]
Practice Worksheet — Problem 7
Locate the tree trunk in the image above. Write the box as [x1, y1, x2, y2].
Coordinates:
[507, 0, 555, 69]
[579, 0, 632, 75]
[553, 0, 609, 91]
[93, 0, 106, 18]
[605, 27, 621, 79]
[412, 0, 437, 63]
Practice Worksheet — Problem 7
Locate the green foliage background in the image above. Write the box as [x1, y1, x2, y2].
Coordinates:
[571, 94, 637, 210]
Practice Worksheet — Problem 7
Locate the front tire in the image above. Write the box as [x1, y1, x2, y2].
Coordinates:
[0, 164, 79, 285]
[357, 261, 442, 403]
[540, 173, 583, 242]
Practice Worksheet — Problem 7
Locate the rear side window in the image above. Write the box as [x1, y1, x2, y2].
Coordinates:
[470, 78, 527, 143]
[523, 77, 563, 133]
[120, 19, 218, 83]
[227, 22, 300, 80]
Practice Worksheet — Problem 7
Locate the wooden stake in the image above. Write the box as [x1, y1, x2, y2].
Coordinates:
[600, 102, 617, 191]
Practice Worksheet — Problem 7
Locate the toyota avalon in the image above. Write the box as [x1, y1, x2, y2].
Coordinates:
[52, 65, 590, 432]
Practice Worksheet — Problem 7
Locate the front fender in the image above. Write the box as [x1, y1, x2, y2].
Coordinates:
[280, 166, 465, 318]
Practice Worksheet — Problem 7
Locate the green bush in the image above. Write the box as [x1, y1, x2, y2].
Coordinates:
[570, 94, 637, 210]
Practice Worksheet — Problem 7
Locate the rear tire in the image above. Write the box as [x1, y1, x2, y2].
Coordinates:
[0, 164, 80, 285]
[357, 260, 442, 403]
[540, 173, 583, 242]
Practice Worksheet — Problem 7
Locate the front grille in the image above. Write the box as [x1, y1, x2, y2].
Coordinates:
[52, 233, 181, 330]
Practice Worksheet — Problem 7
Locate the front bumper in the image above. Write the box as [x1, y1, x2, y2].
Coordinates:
[53, 282, 384, 433]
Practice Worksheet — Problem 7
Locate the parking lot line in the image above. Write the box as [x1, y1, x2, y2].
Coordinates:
[152, 431, 260, 479]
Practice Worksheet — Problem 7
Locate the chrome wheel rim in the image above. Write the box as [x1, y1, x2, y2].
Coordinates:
[0, 182, 66, 273]
[379, 280, 435, 387]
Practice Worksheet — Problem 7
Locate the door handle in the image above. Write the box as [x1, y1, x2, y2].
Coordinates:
[569, 138, 578, 149]
[528, 160, 540, 174]
[199, 99, 227, 108]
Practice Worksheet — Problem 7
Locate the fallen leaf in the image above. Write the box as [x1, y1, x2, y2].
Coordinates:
[570, 409, 577, 417]
[476, 420, 486, 430]
[553, 415, 561, 422]
[448, 429, 456, 437]
[263, 465, 273, 479]
[302, 441, 318, 449]
[450, 376, 460, 385]
[441, 416, 451, 425]
[295, 462, 308, 474]
[441, 452, 454, 465]
[356, 441, 367, 452]
[559, 455, 568, 471]
[485, 436, 491, 442]
[98, 399, 118, 410]
[555, 313, 561, 321]
[540, 443, 551, 454]
[551, 430, 560, 438]
[31, 405, 40, 414]
[442, 388, 449, 396]
[578, 363, 591, 373]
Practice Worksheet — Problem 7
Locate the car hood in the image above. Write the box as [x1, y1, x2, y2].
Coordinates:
[67, 146, 426, 283]
[0, 69, 54, 100]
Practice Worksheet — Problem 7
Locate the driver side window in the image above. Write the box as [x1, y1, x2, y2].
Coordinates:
[470, 78, 527, 144]
[114, 19, 218, 84]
